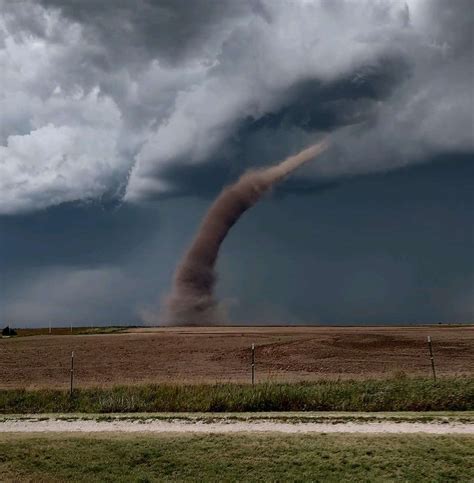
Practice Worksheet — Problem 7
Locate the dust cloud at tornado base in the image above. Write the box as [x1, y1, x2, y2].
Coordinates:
[163, 140, 329, 326]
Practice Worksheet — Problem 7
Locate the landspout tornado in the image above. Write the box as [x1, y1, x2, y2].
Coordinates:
[166, 140, 329, 326]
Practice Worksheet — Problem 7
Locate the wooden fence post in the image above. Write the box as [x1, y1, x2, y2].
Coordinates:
[70, 351, 75, 396]
[427, 336, 436, 381]
[251, 343, 255, 386]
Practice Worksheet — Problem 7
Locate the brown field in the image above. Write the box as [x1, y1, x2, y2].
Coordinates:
[1, 326, 473, 389]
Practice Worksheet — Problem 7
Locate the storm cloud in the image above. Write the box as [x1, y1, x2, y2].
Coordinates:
[0, 0, 472, 213]
[0, 0, 472, 326]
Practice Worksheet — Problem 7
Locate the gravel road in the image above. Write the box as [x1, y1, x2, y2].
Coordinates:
[1, 418, 473, 434]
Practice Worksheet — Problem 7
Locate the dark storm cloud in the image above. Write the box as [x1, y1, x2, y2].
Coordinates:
[140, 55, 410, 200]
[423, 0, 473, 55]
[1, 155, 473, 326]
[0, 202, 159, 273]
[219, 153, 474, 325]
[246, 56, 410, 132]
[38, 0, 268, 66]
[156, 159, 339, 201]
[0, 198, 206, 326]
[2, 0, 472, 212]
[124, 0, 473, 201]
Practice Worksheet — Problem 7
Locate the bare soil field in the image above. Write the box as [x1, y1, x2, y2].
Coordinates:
[1, 326, 473, 389]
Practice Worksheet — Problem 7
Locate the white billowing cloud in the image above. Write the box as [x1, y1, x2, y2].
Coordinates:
[0, 4, 126, 214]
[0, 0, 472, 213]
[0, 120, 120, 213]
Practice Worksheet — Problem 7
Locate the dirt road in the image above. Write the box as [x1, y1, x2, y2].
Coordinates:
[1, 417, 473, 434]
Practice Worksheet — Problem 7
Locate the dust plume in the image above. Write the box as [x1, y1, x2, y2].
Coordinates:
[165, 140, 329, 326]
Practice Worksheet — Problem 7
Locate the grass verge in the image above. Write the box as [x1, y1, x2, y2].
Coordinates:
[1, 433, 473, 482]
[1, 377, 473, 414]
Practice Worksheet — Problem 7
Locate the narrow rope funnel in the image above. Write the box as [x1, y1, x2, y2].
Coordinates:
[166, 139, 329, 326]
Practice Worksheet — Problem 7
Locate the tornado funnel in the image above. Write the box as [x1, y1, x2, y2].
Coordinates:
[166, 139, 329, 326]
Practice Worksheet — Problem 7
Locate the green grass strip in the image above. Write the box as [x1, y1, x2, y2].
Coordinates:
[1, 433, 473, 482]
[1, 377, 473, 414]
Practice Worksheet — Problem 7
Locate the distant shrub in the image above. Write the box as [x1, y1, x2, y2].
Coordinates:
[1, 326, 17, 336]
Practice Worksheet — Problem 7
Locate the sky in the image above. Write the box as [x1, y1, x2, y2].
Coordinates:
[0, 0, 473, 327]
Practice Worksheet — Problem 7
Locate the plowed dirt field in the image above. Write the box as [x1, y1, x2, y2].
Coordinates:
[1, 326, 472, 388]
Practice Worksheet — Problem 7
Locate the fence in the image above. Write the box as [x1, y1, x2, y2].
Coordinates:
[0, 330, 451, 391]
